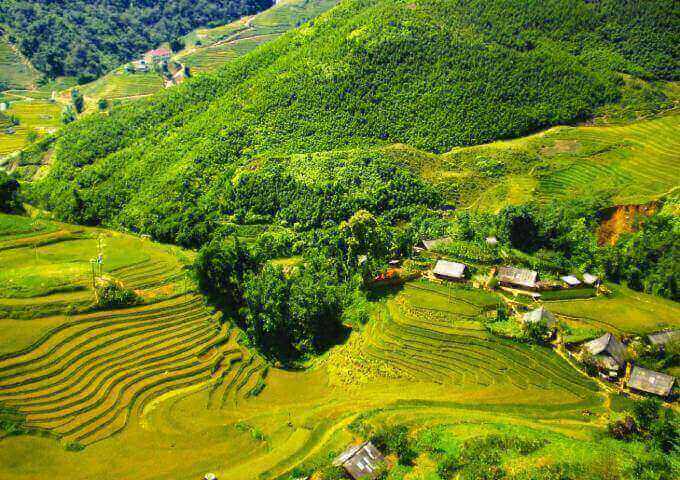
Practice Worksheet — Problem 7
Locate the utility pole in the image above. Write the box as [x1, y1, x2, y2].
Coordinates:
[90, 259, 96, 289]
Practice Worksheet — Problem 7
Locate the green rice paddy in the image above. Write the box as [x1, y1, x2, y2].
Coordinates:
[0, 100, 61, 157]
[0, 37, 39, 90]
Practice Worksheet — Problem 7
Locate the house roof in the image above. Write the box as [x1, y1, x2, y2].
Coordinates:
[147, 47, 171, 56]
[421, 237, 452, 250]
[522, 306, 557, 328]
[498, 266, 538, 289]
[561, 275, 581, 286]
[485, 236, 498, 246]
[647, 330, 680, 347]
[433, 260, 466, 279]
[628, 366, 675, 397]
[584, 333, 626, 365]
[333, 441, 385, 479]
[582, 273, 600, 285]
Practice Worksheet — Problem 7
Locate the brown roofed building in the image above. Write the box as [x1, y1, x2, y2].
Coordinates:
[497, 266, 539, 290]
[627, 366, 675, 397]
[433, 260, 467, 281]
[333, 441, 386, 479]
[583, 332, 627, 376]
[522, 306, 557, 330]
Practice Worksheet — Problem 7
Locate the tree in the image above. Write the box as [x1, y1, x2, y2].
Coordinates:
[497, 205, 540, 252]
[71, 88, 84, 114]
[98, 99, 109, 112]
[170, 38, 185, 53]
[0, 171, 21, 213]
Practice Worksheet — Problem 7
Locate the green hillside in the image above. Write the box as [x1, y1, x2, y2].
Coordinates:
[34, 0, 678, 247]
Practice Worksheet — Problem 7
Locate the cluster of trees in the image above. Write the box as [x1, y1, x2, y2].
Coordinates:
[608, 398, 678, 456]
[0, 171, 21, 213]
[194, 208, 414, 362]
[0, 0, 273, 78]
[32, 0, 677, 239]
[430, 196, 678, 301]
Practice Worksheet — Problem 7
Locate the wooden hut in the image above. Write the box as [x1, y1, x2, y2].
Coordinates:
[433, 260, 467, 281]
[583, 333, 626, 377]
[497, 266, 539, 291]
[627, 366, 675, 398]
[333, 441, 386, 479]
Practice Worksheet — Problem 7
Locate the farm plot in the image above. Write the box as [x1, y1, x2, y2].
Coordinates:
[0, 37, 39, 90]
[80, 72, 164, 103]
[0, 214, 262, 447]
[0, 100, 61, 157]
[359, 282, 599, 400]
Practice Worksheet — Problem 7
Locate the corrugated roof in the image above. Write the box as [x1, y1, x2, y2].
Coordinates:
[628, 366, 675, 397]
[647, 330, 680, 347]
[333, 442, 385, 479]
[582, 273, 600, 285]
[421, 237, 452, 250]
[498, 266, 538, 289]
[433, 260, 466, 279]
[522, 306, 557, 328]
[485, 236, 498, 246]
[584, 333, 626, 365]
[561, 275, 581, 286]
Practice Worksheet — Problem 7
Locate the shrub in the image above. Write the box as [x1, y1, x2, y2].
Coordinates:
[94, 280, 138, 308]
[371, 424, 417, 466]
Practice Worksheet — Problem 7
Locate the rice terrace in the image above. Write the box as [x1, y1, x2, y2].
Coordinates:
[0, 0, 679, 479]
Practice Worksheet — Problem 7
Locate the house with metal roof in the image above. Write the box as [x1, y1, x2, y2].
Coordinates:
[627, 366, 676, 397]
[433, 260, 467, 281]
[647, 329, 680, 349]
[561, 275, 581, 288]
[583, 333, 627, 376]
[582, 273, 601, 287]
[417, 237, 452, 251]
[497, 266, 539, 290]
[333, 441, 386, 479]
[522, 306, 557, 330]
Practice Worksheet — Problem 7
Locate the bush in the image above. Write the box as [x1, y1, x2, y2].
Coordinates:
[371, 425, 417, 466]
[94, 280, 138, 308]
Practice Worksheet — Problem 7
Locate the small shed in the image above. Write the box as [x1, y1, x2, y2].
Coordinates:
[561, 275, 581, 288]
[333, 441, 386, 479]
[647, 330, 680, 350]
[583, 332, 627, 376]
[417, 237, 452, 251]
[388, 259, 401, 267]
[522, 306, 557, 330]
[485, 236, 499, 247]
[204, 473, 217, 480]
[627, 366, 675, 397]
[497, 266, 539, 290]
[582, 273, 601, 287]
[433, 260, 467, 281]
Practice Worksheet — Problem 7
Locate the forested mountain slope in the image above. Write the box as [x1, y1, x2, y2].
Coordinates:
[34, 0, 679, 247]
[0, 0, 273, 78]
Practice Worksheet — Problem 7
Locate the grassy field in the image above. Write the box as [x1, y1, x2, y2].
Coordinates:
[0, 100, 61, 157]
[0, 215, 677, 479]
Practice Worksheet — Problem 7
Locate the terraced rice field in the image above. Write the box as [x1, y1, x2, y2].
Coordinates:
[80, 72, 165, 103]
[0, 214, 269, 448]
[179, 0, 339, 73]
[537, 114, 680, 205]
[0, 100, 61, 157]
[0, 37, 39, 90]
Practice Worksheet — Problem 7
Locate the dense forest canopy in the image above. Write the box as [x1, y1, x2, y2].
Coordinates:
[33, 0, 679, 249]
[0, 0, 274, 77]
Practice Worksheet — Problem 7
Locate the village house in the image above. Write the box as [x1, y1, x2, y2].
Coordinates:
[433, 260, 467, 282]
[485, 236, 498, 247]
[131, 59, 149, 72]
[203, 473, 217, 480]
[647, 329, 679, 352]
[627, 366, 676, 398]
[333, 441, 386, 479]
[583, 332, 627, 378]
[582, 273, 601, 287]
[522, 306, 557, 331]
[497, 266, 539, 291]
[145, 47, 171, 64]
[560, 275, 581, 288]
[414, 237, 452, 252]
